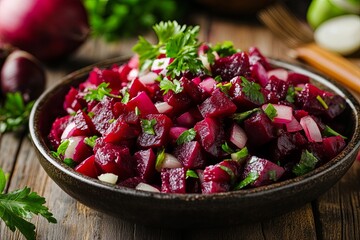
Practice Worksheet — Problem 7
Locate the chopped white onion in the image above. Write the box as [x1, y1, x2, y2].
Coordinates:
[98, 173, 118, 184]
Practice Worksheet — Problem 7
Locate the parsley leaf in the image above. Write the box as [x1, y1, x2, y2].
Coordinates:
[216, 82, 232, 95]
[176, 128, 197, 145]
[285, 86, 296, 103]
[323, 125, 347, 139]
[84, 82, 121, 102]
[232, 108, 260, 123]
[185, 169, 199, 179]
[240, 77, 264, 104]
[264, 103, 277, 121]
[0, 92, 34, 133]
[141, 119, 157, 135]
[211, 41, 238, 57]
[219, 164, 236, 183]
[159, 77, 183, 94]
[221, 142, 234, 154]
[234, 172, 259, 190]
[155, 148, 166, 172]
[51, 140, 70, 159]
[316, 95, 329, 109]
[231, 147, 249, 163]
[84, 136, 98, 148]
[292, 150, 319, 176]
[121, 90, 130, 104]
[0, 168, 57, 240]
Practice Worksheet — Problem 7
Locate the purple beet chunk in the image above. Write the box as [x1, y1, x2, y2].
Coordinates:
[198, 170, 230, 194]
[242, 156, 285, 187]
[296, 84, 346, 119]
[94, 143, 134, 180]
[270, 132, 307, 162]
[134, 148, 157, 182]
[174, 141, 206, 169]
[211, 52, 251, 81]
[244, 112, 275, 147]
[203, 160, 240, 184]
[161, 168, 186, 193]
[229, 76, 265, 111]
[118, 176, 143, 188]
[180, 77, 204, 103]
[137, 114, 173, 148]
[264, 76, 289, 102]
[48, 115, 72, 149]
[322, 136, 346, 160]
[248, 47, 272, 70]
[194, 117, 225, 158]
[91, 97, 118, 135]
[73, 110, 97, 136]
[163, 90, 191, 114]
[198, 89, 237, 118]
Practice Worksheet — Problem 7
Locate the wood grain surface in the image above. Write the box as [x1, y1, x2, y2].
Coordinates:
[1, 13, 359, 240]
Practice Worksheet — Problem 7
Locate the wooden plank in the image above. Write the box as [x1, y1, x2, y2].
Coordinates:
[314, 162, 360, 240]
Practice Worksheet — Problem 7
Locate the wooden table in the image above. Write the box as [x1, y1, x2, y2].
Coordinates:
[1, 12, 360, 240]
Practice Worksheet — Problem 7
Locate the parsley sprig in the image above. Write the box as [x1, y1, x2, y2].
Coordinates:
[0, 92, 34, 133]
[240, 77, 265, 104]
[0, 168, 56, 240]
[133, 21, 205, 77]
[84, 82, 121, 102]
[159, 77, 183, 94]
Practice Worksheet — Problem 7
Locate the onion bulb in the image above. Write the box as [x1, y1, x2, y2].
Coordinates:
[0, 0, 89, 61]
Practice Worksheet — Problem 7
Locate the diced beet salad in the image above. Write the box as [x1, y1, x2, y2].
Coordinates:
[48, 21, 349, 194]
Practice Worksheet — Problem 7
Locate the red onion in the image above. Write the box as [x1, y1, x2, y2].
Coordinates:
[0, 0, 89, 61]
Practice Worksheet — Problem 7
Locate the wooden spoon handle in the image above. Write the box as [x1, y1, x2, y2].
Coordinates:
[294, 43, 360, 94]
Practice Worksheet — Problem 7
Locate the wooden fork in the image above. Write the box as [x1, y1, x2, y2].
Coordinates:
[258, 3, 360, 94]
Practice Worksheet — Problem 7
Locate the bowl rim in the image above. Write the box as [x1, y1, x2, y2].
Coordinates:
[29, 56, 360, 201]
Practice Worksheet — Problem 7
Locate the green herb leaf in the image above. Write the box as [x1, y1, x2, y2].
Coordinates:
[51, 140, 70, 159]
[155, 148, 166, 172]
[84, 82, 121, 102]
[234, 172, 259, 190]
[159, 78, 183, 94]
[323, 125, 347, 139]
[176, 128, 197, 145]
[0, 167, 56, 240]
[292, 150, 319, 176]
[63, 158, 77, 168]
[134, 107, 141, 116]
[141, 119, 157, 135]
[285, 86, 296, 103]
[0, 92, 34, 133]
[232, 108, 260, 123]
[211, 41, 238, 57]
[231, 147, 249, 163]
[240, 77, 264, 104]
[221, 142, 234, 154]
[216, 82, 232, 95]
[185, 169, 199, 179]
[121, 90, 130, 104]
[84, 136, 98, 148]
[316, 95, 329, 109]
[268, 170, 278, 181]
[264, 103, 277, 121]
[219, 164, 236, 183]
[214, 75, 223, 82]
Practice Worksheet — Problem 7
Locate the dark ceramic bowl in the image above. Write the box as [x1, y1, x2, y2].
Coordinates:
[29, 57, 360, 228]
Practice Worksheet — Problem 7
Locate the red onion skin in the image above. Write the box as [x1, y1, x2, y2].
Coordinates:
[1, 50, 46, 102]
[0, 0, 89, 62]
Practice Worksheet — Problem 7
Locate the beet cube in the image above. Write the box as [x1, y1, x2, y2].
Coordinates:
[174, 141, 206, 169]
[118, 176, 143, 188]
[137, 114, 173, 148]
[198, 170, 230, 194]
[211, 52, 251, 81]
[103, 119, 140, 143]
[180, 77, 204, 103]
[75, 155, 98, 178]
[128, 78, 148, 98]
[203, 160, 240, 184]
[242, 156, 285, 187]
[94, 143, 134, 180]
[91, 97, 118, 135]
[48, 115, 72, 149]
[270, 132, 306, 162]
[264, 76, 289, 101]
[161, 168, 186, 193]
[249, 47, 271, 70]
[322, 136, 346, 160]
[244, 112, 275, 147]
[287, 72, 310, 85]
[194, 117, 225, 157]
[198, 89, 237, 118]
[72, 110, 97, 136]
[134, 148, 157, 182]
[229, 76, 264, 110]
[126, 91, 158, 117]
[169, 127, 188, 145]
[88, 67, 122, 92]
[63, 87, 86, 113]
[163, 90, 191, 114]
